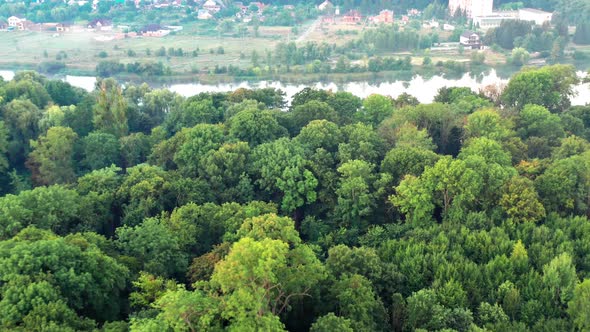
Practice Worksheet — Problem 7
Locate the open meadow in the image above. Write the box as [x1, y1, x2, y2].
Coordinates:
[0, 23, 292, 74]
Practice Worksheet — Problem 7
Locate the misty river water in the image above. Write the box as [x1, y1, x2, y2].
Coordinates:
[1, 69, 588, 106]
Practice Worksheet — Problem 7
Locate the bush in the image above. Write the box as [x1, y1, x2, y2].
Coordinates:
[98, 51, 108, 58]
[155, 47, 166, 57]
[509, 47, 530, 66]
[55, 51, 67, 61]
[470, 52, 485, 65]
[96, 60, 125, 76]
[37, 61, 66, 74]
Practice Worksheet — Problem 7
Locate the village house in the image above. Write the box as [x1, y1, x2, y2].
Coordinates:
[88, 18, 113, 31]
[249, 2, 266, 14]
[423, 20, 439, 29]
[370, 10, 394, 24]
[36, 22, 59, 31]
[140, 24, 171, 37]
[8, 16, 26, 29]
[318, 0, 332, 12]
[16, 19, 33, 31]
[67, 0, 89, 6]
[407, 8, 421, 17]
[460, 30, 482, 49]
[197, 9, 213, 20]
[203, 0, 220, 13]
[56, 22, 72, 32]
[342, 10, 362, 24]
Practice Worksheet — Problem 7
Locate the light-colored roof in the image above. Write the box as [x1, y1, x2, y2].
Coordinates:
[461, 30, 478, 38]
[519, 8, 552, 15]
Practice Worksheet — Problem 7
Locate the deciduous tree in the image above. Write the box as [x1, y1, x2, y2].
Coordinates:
[27, 126, 78, 185]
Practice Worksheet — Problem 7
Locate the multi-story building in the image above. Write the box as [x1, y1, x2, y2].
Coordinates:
[518, 8, 553, 26]
[472, 11, 519, 30]
[449, 0, 493, 18]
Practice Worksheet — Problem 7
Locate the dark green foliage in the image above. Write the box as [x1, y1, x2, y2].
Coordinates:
[501, 65, 579, 112]
[82, 132, 121, 171]
[0, 70, 588, 331]
[0, 228, 128, 326]
[573, 22, 590, 45]
[484, 20, 533, 50]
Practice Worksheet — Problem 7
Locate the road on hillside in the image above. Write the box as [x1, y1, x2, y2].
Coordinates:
[296, 18, 321, 43]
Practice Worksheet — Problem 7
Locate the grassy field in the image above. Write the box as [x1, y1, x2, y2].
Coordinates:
[2, 19, 568, 82]
[0, 23, 291, 74]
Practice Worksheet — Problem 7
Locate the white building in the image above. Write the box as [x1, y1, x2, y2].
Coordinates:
[473, 11, 519, 30]
[518, 8, 552, 26]
[422, 20, 439, 29]
[7, 16, 25, 27]
[460, 30, 481, 48]
[473, 8, 552, 30]
[203, 0, 221, 13]
[197, 9, 213, 20]
[318, 0, 333, 11]
[449, 0, 493, 18]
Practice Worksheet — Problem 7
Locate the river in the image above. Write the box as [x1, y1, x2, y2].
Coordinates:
[1, 69, 588, 106]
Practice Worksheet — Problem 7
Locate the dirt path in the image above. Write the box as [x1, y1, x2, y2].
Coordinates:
[296, 18, 321, 43]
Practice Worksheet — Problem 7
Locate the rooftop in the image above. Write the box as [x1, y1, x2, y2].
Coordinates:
[461, 30, 478, 37]
[474, 11, 518, 19]
[519, 8, 552, 14]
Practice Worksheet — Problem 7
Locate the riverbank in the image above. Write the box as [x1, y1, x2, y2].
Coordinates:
[2, 68, 588, 106]
[0, 63, 538, 86]
[2, 59, 588, 87]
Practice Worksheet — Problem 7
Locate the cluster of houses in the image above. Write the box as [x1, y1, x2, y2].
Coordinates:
[317, 0, 422, 26]
[0, 15, 182, 39]
[1, 16, 32, 31]
[197, 0, 270, 21]
[0, 16, 115, 33]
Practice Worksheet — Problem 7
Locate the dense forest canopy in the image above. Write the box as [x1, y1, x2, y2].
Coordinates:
[1, 66, 590, 331]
